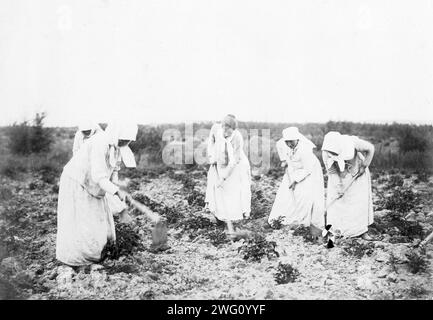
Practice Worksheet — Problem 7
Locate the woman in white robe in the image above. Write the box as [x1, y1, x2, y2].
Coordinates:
[268, 127, 325, 229]
[205, 122, 226, 214]
[56, 122, 138, 266]
[207, 115, 251, 234]
[321, 131, 375, 239]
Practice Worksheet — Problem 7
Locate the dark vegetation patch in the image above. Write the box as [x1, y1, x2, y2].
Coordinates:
[341, 239, 375, 259]
[406, 251, 429, 274]
[101, 219, 145, 261]
[238, 233, 279, 262]
[274, 262, 300, 284]
[292, 226, 316, 243]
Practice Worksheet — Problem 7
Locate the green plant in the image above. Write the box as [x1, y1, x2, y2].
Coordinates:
[238, 233, 279, 262]
[207, 229, 230, 247]
[383, 188, 418, 213]
[407, 284, 428, 298]
[389, 252, 399, 273]
[250, 186, 273, 219]
[274, 262, 300, 284]
[341, 239, 375, 259]
[101, 221, 144, 260]
[406, 251, 429, 274]
[292, 226, 316, 243]
[186, 189, 206, 208]
[270, 216, 285, 230]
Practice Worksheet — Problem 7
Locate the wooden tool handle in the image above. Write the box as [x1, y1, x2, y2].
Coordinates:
[127, 196, 161, 223]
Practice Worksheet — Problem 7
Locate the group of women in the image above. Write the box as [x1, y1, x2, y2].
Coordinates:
[204, 114, 375, 241]
[56, 116, 375, 267]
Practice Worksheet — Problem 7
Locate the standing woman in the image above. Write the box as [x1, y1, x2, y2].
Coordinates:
[321, 131, 375, 239]
[268, 127, 325, 230]
[211, 115, 251, 235]
[205, 121, 225, 215]
[56, 122, 138, 266]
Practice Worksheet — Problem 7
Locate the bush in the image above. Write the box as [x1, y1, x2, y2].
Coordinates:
[101, 221, 144, 260]
[406, 251, 429, 274]
[383, 188, 418, 214]
[292, 226, 316, 243]
[250, 185, 273, 219]
[274, 262, 300, 284]
[408, 284, 428, 298]
[238, 233, 279, 262]
[6, 112, 53, 155]
[341, 239, 375, 259]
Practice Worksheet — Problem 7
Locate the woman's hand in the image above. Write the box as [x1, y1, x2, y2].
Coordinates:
[357, 163, 367, 178]
[281, 161, 287, 168]
[115, 189, 128, 202]
[289, 180, 297, 190]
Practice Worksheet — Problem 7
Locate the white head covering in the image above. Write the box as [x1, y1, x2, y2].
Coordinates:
[282, 127, 316, 149]
[322, 131, 355, 171]
[78, 120, 100, 133]
[104, 122, 138, 168]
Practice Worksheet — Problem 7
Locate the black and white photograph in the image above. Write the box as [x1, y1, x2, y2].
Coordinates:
[1, 0, 433, 306]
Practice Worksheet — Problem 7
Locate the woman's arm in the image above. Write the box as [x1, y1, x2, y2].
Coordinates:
[90, 137, 119, 196]
[219, 132, 242, 182]
[354, 137, 375, 176]
[290, 146, 314, 185]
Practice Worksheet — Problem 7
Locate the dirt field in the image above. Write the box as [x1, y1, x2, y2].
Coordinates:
[1, 167, 433, 300]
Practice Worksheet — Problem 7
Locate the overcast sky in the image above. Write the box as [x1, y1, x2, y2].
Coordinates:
[0, 0, 432, 127]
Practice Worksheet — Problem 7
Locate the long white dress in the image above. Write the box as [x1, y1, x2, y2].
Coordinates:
[207, 129, 251, 221]
[323, 136, 374, 237]
[56, 132, 122, 266]
[268, 140, 325, 228]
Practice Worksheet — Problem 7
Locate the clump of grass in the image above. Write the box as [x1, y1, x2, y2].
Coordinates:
[406, 251, 429, 274]
[238, 233, 279, 262]
[250, 186, 273, 219]
[207, 229, 230, 247]
[101, 221, 144, 260]
[186, 189, 206, 208]
[274, 262, 300, 284]
[386, 175, 404, 189]
[407, 284, 428, 298]
[383, 188, 418, 213]
[341, 239, 375, 259]
[270, 216, 285, 230]
[292, 226, 315, 243]
[389, 252, 399, 273]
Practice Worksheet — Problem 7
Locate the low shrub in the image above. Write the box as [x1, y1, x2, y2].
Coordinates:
[274, 262, 300, 284]
[238, 233, 279, 262]
[406, 251, 429, 274]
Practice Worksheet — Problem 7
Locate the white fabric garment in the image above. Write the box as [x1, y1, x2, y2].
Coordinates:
[205, 122, 226, 209]
[207, 129, 251, 221]
[323, 135, 374, 237]
[72, 123, 102, 156]
[268, 138, 325, 228]
[56, 174, 116, 266]
[57, 130, 133, 266]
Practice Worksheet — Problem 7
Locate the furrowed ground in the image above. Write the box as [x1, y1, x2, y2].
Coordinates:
[1, 167, 433, 300]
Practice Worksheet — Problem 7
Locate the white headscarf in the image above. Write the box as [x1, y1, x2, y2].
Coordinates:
[104, 122, 138, 168]
[282, 127, 316, 150]
[78, 120, 100, 136]
[322, 131, 355, 171]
